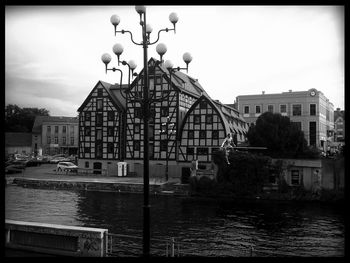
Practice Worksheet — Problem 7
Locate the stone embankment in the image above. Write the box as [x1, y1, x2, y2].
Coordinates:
[11, 178, 190, 196]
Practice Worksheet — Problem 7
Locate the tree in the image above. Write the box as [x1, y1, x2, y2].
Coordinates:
[246, 112, 316, 158]
[5, 104, 50, 132]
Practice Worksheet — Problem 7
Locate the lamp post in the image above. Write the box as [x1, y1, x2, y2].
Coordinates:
[102, 6, 179, 257]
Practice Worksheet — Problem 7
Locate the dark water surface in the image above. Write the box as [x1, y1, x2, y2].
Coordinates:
[5, 185, 344, 257]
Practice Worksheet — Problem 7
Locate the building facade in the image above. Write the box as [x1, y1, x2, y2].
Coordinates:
[77, 58, 248, 177]
[334, 108, 345, 143]
[236, 89, 334, 151]
[32, 116, 79, 156]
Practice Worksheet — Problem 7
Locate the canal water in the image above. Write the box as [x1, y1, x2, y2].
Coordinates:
[5, 185, 344, 257]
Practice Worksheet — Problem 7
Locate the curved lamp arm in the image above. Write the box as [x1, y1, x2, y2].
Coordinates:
[115, 29, 144, 46]
[149, 28, 175, 45]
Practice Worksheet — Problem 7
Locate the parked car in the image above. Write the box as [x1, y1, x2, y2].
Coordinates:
[56, 162, 78, 173]
[50, 157, 69, 164]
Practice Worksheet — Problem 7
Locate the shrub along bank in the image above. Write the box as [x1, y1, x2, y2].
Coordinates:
[189, 150, 344, 203]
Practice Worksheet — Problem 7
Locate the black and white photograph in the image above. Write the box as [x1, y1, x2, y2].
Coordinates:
[5, 4, 345, 257]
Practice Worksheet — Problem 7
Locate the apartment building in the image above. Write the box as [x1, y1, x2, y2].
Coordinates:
[32, 116, 79, 156]
[236, 89, 334, 150]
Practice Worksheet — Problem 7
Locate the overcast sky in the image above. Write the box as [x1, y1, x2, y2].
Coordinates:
[5, 5, 344, 117]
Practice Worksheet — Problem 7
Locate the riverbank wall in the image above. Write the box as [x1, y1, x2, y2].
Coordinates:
[11, 178, 190, 196]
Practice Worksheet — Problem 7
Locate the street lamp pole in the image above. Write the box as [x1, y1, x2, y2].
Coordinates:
[102, 6, 180, 257]
[140, 7, 151, 257]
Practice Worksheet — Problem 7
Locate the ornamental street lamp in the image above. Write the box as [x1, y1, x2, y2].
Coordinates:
[102, 6, 182, 257]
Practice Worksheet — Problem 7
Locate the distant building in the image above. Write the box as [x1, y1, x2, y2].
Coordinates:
[77, 58, 248, 177]
[334, 108, 345, 143]
[236, 89, 334, 151]
[32, 116, 79, 156]
[5, 132, 32, 157]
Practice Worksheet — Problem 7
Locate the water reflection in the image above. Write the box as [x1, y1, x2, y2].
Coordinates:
[5, 186, 344, 257]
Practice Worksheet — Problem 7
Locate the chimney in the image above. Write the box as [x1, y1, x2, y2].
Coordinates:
[289, 90, 292, 93]
[262, 91, 265, 95]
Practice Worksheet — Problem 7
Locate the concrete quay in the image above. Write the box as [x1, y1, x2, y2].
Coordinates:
[6, 164, 190, 196]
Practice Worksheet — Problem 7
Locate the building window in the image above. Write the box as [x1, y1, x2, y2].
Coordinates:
[187, 147, 194, 155]
[97, 99, 103, 111]
[107, 127, 114, 137]
[255, 105, 261, 114]
[160, 141, 167, 152]
[309, 121, 316, 146]
[47, 136, 51, 144]
[135, 124, 140, 134]
[55, 126, 59, 133]
[212, 130, 219, 139]
[197, 147, 208, 155]
[188, 130, 194, 139]
[310, 104, 316, 116]
[70, 137, 74, 145]
[291, 170, 300, 185]
[85, 127, 91, 136]
[280, 104, 287, 113]
[62, 137, 66, 145]
[62, 126, 66, 133]
[292, 104, 301, 116]
[96, 129, 102, 141]
[135, 108, 142, 118]
[96, 142, 102, 158]
[200, 100, 207, 109]
[244, 106, 249, 114]
[134, 141, 140, 151]
[194, 115, 200, 124]
[268, 105, 274, 113]
[199, 130, 206, 139]
[96, 113, 103, 126]
[206, 115, 213, 124]
[160, 107, 169, 117]
[107, 111, 115, 121]
[107, 142, 114, 154]
[97, 88, 103, 97]
[155, 75, 162, 84]
[85, 112, 91, 121]
[85, 161, 89, 168]
[47, 126, 51, 133]
[54, 137, 58, 144]
[85, 147, 90, 153]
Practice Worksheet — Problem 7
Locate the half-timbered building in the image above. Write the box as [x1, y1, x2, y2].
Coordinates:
[77, 81, 126, 174]
[77, 58, 248, 177]
[179, 95, 248, 164]
[124, 58, 207, 177]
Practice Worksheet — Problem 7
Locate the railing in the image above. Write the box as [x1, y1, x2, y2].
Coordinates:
[106, 233, 254, 257]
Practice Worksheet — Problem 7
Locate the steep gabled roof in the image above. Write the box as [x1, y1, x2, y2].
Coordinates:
[128, 57, 208, 98]
[179, 94, 231, 140]
[77, 81, 127, 112]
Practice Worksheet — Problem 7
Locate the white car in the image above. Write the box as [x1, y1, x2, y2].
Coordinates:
[57, 162, 78, 173]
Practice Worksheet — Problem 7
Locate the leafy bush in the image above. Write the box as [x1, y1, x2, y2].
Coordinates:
[191, 150, 275, 197]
